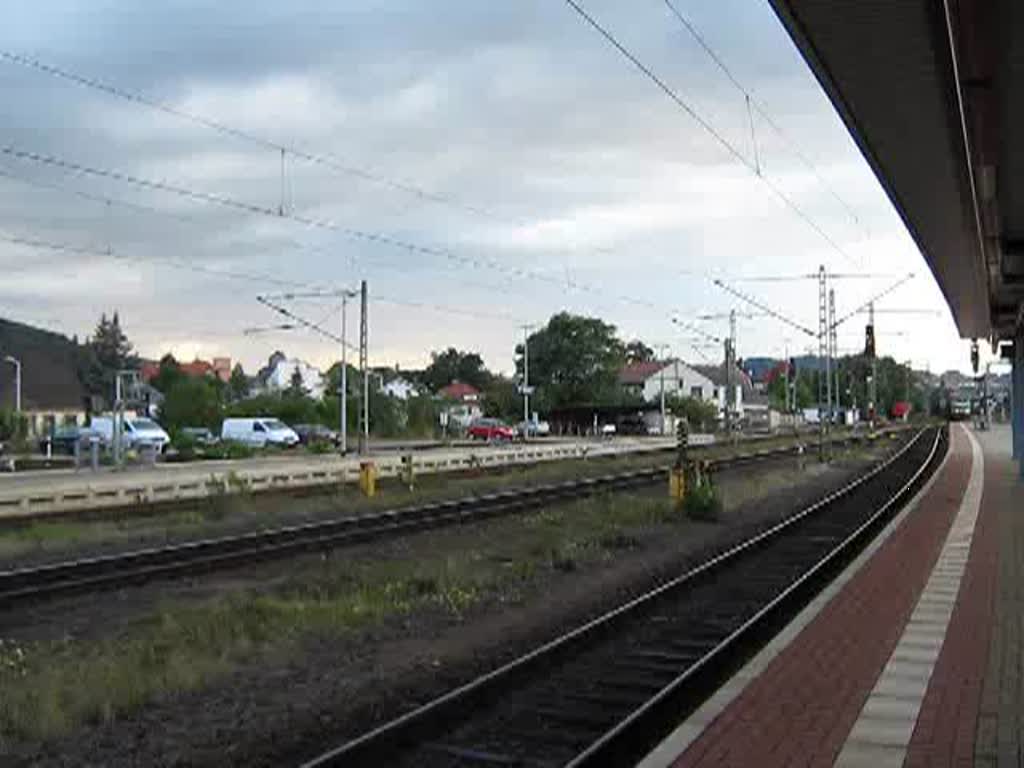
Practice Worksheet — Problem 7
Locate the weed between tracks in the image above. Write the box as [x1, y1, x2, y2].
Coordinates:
[0, 490, 681, 746]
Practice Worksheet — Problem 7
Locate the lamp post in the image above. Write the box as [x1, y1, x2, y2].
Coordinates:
[3, 356, 20, 413]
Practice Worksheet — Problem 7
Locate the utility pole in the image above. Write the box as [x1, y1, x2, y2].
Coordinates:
[829, 287, 839, 421]
[817, 265, 828, 459]
[359, 279, 369, 454]
[520, 324, 534, 436]
[721, 311, 737, 435]
[656, 343, 670, 436]
[3, 356, 20, 413]
[868, 302, 878, 426]
[338, 289, 358, 454]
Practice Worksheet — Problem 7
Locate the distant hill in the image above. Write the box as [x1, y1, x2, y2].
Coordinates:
[0, 317, 88, 411]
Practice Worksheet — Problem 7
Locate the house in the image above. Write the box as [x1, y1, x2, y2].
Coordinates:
[0, 317, 89, 437]
[212, 357, 231, 383]
[693, 363, 755, 421]
[618, 360, 716, 403]
[437, 380, 483, 430]
[740, 357, 781, 392]
[371, 366, 420, 400]
[140, 356, 232, 384]
[263, 357, 325, 398]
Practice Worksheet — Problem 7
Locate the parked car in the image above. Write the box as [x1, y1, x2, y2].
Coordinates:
[39, 425, 103, 455]
[467, 418, 515, 441]
[515, 419, 551, 438]
[89, 415, 170, 453]
[221, 417, 300, 448]
[293, 423, 340, 446]
[180, 427, 220, 446]
[600, 423, 617, 437]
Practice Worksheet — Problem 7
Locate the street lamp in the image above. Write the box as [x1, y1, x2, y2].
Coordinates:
[3, 356, 20, 412]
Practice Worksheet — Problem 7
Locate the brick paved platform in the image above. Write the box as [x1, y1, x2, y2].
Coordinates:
[640, 424, 1020, 768]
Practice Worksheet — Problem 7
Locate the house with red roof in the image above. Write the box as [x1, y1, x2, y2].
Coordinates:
[436, 380, 482, 430]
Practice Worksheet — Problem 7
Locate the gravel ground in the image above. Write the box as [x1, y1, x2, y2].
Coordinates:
[1, 437, 906, 767]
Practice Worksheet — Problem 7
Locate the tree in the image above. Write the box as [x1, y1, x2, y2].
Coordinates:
[150, 354, 184, 395]
[160, 377, 223, 434]
[80, 311, 135, 400]
[481, 377, 520, 421]
[624, 340, 655, 365]
[287, 365, 306, 397]
[422, 348, 492, 392]
[228, 363, 249, 402]
[667, 395, 718, 431]
[518, 312, 626, 410]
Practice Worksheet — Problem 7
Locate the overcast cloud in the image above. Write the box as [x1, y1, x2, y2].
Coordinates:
[0, 0, 979, 376]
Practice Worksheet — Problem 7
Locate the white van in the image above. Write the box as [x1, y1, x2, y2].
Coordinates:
[90, 415, 171, 452]
[221, 417, 300, 448]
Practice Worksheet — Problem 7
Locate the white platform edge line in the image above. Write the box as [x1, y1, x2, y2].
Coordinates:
[834, 425, 984, 768]
[638, 431, 955, 768]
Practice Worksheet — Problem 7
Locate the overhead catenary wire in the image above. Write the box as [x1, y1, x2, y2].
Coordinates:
[0, 143, 559, 286]
[0, 143, 708, 332]
[661, 0, 868, 238]
[561, 0, 858, 267]
[0, 230, 528, 326]
[0, 161, 528, 301]
[712, 278, 817, 337]
[0, 49, 510, 225]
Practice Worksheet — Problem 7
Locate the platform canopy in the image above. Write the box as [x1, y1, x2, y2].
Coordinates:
[768, 0, 1024, 343]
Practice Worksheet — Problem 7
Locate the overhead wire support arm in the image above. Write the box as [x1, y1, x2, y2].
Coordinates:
[830, 272, 916, 330]
[712, 279, 817, 337]
[255, 295, 357, 351]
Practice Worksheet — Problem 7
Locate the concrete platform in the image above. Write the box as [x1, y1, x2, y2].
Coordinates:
[640, 423, 1020, 768]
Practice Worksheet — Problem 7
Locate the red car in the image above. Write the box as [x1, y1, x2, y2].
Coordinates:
[467, 418, 515, 441]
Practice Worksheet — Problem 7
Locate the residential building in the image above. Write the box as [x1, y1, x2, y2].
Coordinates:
[371, 366, 421, 400]
[437, 380, 483, 430]
[693, 363, 755, 420]
[140, 356, 232, 384]
[618, 360, 716, 403]
[0, 317, 89, 437]
[264, 357, 325, 399]
[212, 357, 232, 383]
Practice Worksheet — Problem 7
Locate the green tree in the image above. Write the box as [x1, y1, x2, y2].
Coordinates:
[80, 311, 135, 400]
[624, 340, 655, 365]
[405, 395, 439, 437]
[667, 395, 718, 431]
[422, 348, 492, 392]
[287, 366, 306, 397]
[518, 312, 625, 409]
[160, 377, 223, 434]
[227, 363, 249, 402]
[481, 377, 520, 421]
[150, 354, 185, 395]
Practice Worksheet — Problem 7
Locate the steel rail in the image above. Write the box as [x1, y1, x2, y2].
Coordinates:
[300, 426, 940, 767]
[0, 438, 824, 607]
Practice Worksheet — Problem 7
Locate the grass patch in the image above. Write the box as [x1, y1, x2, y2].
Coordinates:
[0, 489, 681, 745]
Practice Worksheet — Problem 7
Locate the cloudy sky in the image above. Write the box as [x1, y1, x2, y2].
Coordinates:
[0, 0, 986, 376]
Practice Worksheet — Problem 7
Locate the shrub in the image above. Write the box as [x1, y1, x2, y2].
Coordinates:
[684, 482, 721, 521]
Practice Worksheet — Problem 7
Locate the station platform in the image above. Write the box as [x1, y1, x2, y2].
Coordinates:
[640, 423, 1020, 768]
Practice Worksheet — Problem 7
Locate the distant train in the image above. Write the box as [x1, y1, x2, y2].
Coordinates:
[949, 399, 972, 421]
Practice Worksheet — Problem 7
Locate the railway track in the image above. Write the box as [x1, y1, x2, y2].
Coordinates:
[300, 426, 944, 768]
[0, 436, 838, 607]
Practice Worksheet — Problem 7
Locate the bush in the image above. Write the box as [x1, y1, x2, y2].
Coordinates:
[684, 482, 721, 521]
